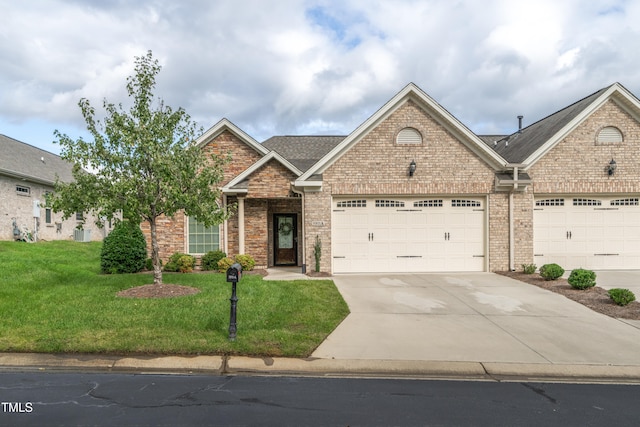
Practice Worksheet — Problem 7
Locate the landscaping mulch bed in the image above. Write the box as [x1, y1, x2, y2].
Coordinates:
[498, 271, 640, 320]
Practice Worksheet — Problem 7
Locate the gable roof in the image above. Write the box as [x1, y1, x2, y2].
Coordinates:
[297, 83, 508, 183]
[262, 135, 345, 172]
[0, 134, 74, 185]
[196, 118, 270, 156]
[222, 150, 303, 193]
[492, 82, 640, 167]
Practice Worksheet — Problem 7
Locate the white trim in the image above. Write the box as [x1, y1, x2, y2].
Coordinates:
[195, 118, 269, 155]
[298, 83, 507, 182]
[238, 197, 245, 255]
[222, 151, 302, 194]
[523, 83, 640, 168]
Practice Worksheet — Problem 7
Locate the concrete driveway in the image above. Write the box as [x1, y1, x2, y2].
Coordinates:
[312, 272, 640, 366]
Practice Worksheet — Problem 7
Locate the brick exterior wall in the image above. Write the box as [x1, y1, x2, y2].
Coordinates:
[305, 100, 499, 273]
[142, 131, 303, 267]
[529, 100, 640, 194]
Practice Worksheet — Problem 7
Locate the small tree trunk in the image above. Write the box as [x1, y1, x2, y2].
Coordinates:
[149, 217, 163, 285]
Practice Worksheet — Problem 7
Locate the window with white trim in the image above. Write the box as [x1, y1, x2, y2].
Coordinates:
[414, 200, 443, 207]
[535, 199, 565, 207]
[597, 126, 623, 144]
[451, 199, 481, 207]
[336, 200, 366, 208]
[611, 198, 639, 206]
[16, 185, 30, 196]
[188, 217, 220, 254]
[573, 198, 602, 206]
[396, 128, 423, 145]
[375, 200, 405, 208]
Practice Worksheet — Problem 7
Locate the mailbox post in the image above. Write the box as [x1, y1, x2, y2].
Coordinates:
[226, 263, 242, 341]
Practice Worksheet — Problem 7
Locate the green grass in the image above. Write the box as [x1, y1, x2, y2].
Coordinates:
[0, 241, 349, 357]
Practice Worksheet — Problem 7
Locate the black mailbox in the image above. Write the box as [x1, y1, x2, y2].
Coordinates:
[226, 263, 242, 283]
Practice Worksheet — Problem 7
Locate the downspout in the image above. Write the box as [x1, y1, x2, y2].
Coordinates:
[509, 165, 519, 271]
[290, 185, 306, 274]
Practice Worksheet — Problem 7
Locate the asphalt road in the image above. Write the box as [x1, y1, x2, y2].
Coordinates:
[1, 372, 639, 426]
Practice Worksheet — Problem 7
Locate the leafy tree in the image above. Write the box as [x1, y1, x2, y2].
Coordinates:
[51, 51, 232, 285]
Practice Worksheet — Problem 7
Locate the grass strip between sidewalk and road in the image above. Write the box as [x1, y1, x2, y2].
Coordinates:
[0, 241, 349, 357]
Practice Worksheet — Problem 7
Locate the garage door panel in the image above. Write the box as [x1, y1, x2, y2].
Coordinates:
[534, 196, 640, 270]
[333, 197, 485, 273]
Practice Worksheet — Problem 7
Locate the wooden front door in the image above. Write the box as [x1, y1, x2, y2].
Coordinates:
[274, 214, 297, 266]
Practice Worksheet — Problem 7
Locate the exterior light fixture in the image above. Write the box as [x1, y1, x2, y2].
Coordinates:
[608, 158, 617, 176]
[409, 160, 416, 177]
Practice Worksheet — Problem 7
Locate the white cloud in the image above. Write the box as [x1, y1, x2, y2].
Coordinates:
[2, 0, 640, 150]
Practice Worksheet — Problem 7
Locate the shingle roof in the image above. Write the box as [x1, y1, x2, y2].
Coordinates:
[0, 134, 75, 184]
[491, 85, 612, 163]
[262, 135, 346, 172]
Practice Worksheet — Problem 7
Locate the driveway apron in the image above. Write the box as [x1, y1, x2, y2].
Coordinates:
[312, 273, 640, 365]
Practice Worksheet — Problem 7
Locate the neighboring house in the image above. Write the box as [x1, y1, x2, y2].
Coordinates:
[147, 82, 640, 273]
[0, 135, 112, 242]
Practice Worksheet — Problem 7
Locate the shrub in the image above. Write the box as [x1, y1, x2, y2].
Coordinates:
[234, 254, 256, 271]
[145, 258, 163, 271]
[568, 268, 596, 290]
[539, 263, 564, 281]
[100, 221, 147, 274]
[521, 263, 537, 274]
[608, 288, 636, 306]
[201, 250, 226, 271]
[164, 252, 195, 273]
[217, 257, 235, 273]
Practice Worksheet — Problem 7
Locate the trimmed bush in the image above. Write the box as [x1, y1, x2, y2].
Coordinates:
[234, 254, 256, 271]
[201, 250, 226, 271]
[164, 252, 196, 273]
[521, 263, 537, 274]
[145, 258, 163, 271]
[568, 268, 596, 290]
[608, 288, 636, 306]
[539, 263, 565, 281]
[100, 221, 147, 274]
[217, 256, 235, 273]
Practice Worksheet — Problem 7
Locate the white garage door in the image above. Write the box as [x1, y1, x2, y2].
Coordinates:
[332, 197, 485, 273]
[534, 196, 640, 270]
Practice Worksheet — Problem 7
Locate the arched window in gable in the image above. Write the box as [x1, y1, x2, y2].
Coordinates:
[597, 126, 623, 144]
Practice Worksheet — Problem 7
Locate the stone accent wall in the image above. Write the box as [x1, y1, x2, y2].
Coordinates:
[246, 160, 298, 199]
[142, 129, 265, 262]
[530, 100, 640, 194]
[201, 130, 264, 186]
[140, 211, 186, 262]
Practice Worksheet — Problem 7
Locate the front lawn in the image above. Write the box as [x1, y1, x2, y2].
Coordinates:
[0, 241, 349, 357]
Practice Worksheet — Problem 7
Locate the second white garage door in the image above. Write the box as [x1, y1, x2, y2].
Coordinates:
[332, 197, 485, 273]
[534, 196, 640, 270]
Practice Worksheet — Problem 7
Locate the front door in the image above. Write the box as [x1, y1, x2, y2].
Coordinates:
[274, 214, 297, 265]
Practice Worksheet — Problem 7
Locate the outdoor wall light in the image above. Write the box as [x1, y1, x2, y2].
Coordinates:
[608, 158, 617, 176]
[409, 160, 417, 177]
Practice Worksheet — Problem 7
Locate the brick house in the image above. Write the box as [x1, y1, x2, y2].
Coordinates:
[149, 82, 640, 273]
[0, 134, 112, 242]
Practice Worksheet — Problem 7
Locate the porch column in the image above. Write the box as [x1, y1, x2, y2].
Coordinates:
[238, 196, 245, 254]
[223, 194, 229, 255]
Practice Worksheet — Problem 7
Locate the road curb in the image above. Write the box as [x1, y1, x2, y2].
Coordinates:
[2, 353, 640, 383]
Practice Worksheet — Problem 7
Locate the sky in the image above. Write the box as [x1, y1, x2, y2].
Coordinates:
[2, 0, 640, 155]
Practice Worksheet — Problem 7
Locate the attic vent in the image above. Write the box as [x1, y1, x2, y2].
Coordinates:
[597, 126, 623, 144]
[396, 128, 422, 145]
